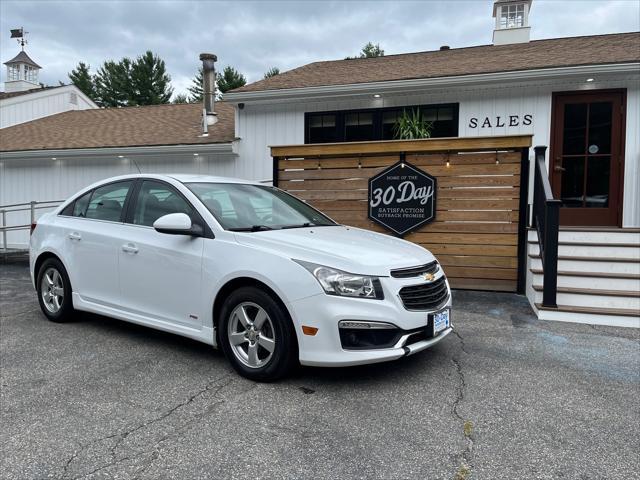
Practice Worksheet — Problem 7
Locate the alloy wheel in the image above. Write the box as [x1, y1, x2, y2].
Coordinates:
[41, 267, 64, 314]
[227, 302, 276, 369]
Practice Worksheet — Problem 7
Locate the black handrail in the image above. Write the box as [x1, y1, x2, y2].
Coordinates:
[532, 146, 561, 307]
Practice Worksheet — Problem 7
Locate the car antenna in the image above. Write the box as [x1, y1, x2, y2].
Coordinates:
[130, 157, 142, 173]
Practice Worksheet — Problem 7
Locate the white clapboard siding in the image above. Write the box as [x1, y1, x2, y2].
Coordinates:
[0, 85, 96, 128]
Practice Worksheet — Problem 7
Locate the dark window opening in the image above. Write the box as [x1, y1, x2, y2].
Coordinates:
[306, 103, 459, 143]
[307, 114, 338, 143]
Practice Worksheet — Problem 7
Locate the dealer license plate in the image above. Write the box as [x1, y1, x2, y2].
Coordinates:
[433, 309, 450, 335]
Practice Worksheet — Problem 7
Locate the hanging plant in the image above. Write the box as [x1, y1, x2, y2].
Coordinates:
[393, 108, 433, 140]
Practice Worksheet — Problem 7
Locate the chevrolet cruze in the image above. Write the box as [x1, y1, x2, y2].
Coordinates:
[30, 174, 453, 381]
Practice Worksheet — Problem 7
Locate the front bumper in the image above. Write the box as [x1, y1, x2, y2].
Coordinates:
[288, 274, 453, 367]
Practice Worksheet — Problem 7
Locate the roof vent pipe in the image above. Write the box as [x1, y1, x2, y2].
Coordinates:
[200, 53, 218, 134]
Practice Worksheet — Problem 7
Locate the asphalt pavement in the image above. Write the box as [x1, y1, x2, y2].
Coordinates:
[1, 261, 639, 480]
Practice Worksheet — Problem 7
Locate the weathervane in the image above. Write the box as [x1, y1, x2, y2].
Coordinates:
[10, 27, 28, 50]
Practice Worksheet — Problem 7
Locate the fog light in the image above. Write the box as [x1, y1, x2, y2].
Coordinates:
[338, 321, 400, 350]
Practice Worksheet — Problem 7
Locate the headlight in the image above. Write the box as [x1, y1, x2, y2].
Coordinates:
[293, 260, 384, 299]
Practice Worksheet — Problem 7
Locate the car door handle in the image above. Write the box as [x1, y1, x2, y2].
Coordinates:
[121, 243, 139, 254]
[68, 232, 82, 241]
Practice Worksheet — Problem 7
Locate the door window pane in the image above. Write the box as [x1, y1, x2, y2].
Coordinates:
[588, 102, 613, 155]
[308, 114, 338, 143]
[563, 104, 587, 155]
[560, 157, 585, 208]
[586, 156, 610, 208]
[85, 181, 133, 222]
[345, 112, 374, 141]
[133, 180, 194, 227]
[72, 191, 92, 217]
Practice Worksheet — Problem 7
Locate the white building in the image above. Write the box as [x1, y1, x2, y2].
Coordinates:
[1, 49, 97, 129]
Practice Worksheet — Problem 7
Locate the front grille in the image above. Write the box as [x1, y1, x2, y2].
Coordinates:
[390, 261, 439, 279]
[398, 276, 449, 311]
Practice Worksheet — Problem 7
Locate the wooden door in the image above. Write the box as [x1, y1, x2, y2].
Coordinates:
[550, 90, 625, 226]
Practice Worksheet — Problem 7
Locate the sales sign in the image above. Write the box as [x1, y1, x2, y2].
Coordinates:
[368, 159, 437, 237]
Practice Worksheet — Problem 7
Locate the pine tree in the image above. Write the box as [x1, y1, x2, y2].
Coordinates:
[172, 93, 189, 104]
[188, 67, 203, 102]
[345, 42, 385, 60]
[68, 62, 96, 100]
[217, 66, 246, 94]
[264, 67, 280, 79]
[130, 51, 173, 105]
[94, 58, 133, 107]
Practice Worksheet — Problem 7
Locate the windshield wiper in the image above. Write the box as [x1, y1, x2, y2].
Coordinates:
[228, 225, 274, 232]
[280, 222, 314, 229]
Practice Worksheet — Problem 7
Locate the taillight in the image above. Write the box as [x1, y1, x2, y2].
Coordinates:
[30, 222, 37, 235]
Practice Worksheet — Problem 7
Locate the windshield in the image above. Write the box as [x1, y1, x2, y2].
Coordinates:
[186, 182, 337, 231]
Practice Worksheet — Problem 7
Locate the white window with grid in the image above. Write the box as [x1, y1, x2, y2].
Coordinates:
[7, 65, 20, 81]
[24, 65, 38, 82]
[500, 4, 525, 28]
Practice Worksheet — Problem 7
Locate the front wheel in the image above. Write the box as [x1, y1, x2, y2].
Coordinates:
[219, 287, 297, 382]
[36, 258, 75, 322]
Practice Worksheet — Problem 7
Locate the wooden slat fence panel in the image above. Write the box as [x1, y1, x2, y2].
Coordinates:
[272, 137, 530, 292]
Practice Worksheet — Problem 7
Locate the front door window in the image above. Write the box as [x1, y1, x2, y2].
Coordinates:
[551, 91, 625, 226]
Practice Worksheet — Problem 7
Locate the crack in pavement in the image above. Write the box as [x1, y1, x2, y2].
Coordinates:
[62, 373, 238, 480]
[451, 329, 474, 479]
[452, 329, 469, 355]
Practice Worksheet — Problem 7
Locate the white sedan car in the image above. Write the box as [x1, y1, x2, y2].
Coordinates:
[30, 174, 452, 381]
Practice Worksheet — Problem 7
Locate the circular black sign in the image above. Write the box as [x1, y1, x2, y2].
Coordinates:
[368, 160, 437, 236]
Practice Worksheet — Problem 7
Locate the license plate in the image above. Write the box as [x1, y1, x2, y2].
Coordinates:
[433, 309, 450, 335]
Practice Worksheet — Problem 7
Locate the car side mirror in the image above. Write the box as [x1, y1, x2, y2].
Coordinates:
[153, 213, 200, 236]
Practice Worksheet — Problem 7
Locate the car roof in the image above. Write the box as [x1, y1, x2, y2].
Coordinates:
[165, 174, 263, 185]
[85, 173, 265, 186]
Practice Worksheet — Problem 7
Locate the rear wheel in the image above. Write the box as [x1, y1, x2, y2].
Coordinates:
[37, 258, 75, 322]
[219, 286, 297, 382]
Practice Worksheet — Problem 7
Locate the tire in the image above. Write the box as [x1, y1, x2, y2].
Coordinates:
[219, 286, 297, 382]
[36, 257, 75, 323]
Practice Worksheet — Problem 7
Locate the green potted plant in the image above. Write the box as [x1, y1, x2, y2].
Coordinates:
[393, 108, 433, 140]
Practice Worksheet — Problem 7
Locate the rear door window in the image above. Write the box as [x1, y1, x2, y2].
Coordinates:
[85, 181, 133, 222]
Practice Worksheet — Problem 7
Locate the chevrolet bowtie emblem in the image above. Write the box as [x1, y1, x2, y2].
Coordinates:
[423, 273, 434, 282]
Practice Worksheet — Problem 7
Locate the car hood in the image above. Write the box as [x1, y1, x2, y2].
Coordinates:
[233, 225, 435, 276]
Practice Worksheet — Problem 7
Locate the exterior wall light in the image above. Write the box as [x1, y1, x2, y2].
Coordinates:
[373, 94, 381, 98]
[586, 78, 594, 82]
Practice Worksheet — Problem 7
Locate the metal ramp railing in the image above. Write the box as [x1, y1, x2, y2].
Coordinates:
[0, 200, 63, 251]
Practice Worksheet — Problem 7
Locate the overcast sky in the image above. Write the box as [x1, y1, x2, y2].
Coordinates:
[1, 0, 638, 97]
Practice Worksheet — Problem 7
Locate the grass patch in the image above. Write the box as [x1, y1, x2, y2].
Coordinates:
[454, 464, 471, 480]
[463, 420, 473, 437]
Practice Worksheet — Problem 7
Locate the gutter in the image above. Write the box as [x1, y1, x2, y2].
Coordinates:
[224, 63, 640, 103]
[0, 141, 239, 161]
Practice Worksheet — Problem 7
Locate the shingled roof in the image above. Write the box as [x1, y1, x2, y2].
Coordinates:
[232, 32, 640, 94]
[0, 85, 63, 101]
[0, 102, 236, 152]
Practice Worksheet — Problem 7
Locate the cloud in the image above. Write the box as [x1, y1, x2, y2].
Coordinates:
[1, 0, 638, 97]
